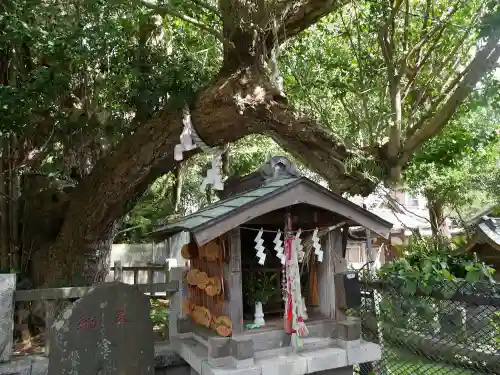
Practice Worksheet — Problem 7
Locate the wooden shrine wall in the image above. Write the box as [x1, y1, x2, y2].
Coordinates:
[181, 228, 243, 336]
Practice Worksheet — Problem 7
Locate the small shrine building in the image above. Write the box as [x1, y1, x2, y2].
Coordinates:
[151, 156, 393, 375]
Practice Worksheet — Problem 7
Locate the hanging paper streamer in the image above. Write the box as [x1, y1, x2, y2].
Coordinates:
[200, 153, 224, 192]
[254, 228, 266, 266]
[294, 229, 305, 263]
[312, 228, 323, 262]
[175, 104, 225, 193]
[302, 297, 308, 320]
[174, 107, 198, 161]
[289, 237, 308, 350]
[273, 230, 285, 264]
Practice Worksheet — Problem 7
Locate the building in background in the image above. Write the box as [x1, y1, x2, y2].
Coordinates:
[346, 186, 462, 269]
[462, 215, 500, 280]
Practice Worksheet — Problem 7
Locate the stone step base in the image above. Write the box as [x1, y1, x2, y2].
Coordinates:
[0, 341, 186, 375]
[175, 339, 381, 375]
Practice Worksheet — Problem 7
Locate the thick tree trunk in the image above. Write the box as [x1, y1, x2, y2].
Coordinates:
[33, 0, 499, 287]
[30, 1, 374, 287]
[427, 197, 450, 238]
[37, 58, 364, 287]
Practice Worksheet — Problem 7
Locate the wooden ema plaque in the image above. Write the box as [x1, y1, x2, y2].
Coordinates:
[181, 242, 198, 260]
[182, 237, 231, 337]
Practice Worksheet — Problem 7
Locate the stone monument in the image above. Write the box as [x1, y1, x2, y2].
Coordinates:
[48, 282, 155, 375]
[0, 274, 15, 362]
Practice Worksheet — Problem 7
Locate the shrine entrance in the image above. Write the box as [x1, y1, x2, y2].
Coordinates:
[239, 202, 345, 330]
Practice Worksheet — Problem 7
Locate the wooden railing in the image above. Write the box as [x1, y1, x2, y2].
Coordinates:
[110, 261, 170, 297]
[9, 262, 177, 358]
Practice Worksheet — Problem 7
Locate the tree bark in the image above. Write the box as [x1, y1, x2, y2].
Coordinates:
[172, 165, 183, 213]
[0, 137, 9, 271]
[427, 197, 450, 238]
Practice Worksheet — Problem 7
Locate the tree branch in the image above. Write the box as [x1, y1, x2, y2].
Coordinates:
[188, 0, 220, 18]
[379, 0, 404, 161]
[140, 0, 224, 43]
[339, 10, 372, 143]
[402, 1, 463, 75]
[402, 20, 476, 105]
[274, 0, 350, 44]
[263, 102, 376, 195]
[398, 33, 500, 168]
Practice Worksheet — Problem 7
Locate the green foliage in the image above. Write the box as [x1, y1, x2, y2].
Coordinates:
[1, 0, 220, 176]
[280, 0, 492, 147]
[242, 272, 279, 307]
[116, 135, 285, 242]
[378, 237, 496, 296]
[404, 104, 500, 214]
[376, 238, 496, 338]
[488, 312, 500, 350]
[150, 299, 169, 330]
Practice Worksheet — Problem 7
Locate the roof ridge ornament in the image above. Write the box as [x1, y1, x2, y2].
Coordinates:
[260, 156, 300, 181]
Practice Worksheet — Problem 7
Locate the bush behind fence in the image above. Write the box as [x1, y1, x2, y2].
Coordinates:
[352, 276, 500, 375]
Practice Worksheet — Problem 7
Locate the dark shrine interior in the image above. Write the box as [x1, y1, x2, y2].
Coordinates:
[239, 203, 348, 321]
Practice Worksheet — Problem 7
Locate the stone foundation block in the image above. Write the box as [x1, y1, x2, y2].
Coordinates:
[178, 339, 207, 374]
[298, 347, 348, 373]
[336, 319, 361, 341]
[208, 337, 230, 359]
[336, 339, 360, 350]
[230, 337, 254, 360]
[309, 367, 353, 375]
[346, 341, 381, 365]
[201, 361, 261, 375]
[257, 354, 307, 375]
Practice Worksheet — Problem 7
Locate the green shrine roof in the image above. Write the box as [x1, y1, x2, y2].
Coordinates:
[152, 176, 393, 247]
[157, 177, 298, 233]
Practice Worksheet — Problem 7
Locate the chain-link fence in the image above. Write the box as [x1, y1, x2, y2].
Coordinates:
[351, 276, 500, 375]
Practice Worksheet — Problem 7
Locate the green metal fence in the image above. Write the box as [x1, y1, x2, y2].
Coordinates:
[352, 277, 500, 375]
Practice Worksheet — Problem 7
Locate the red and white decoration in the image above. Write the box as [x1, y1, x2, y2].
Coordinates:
[294, 229, 305, 263]
[284, 236, 309, 350]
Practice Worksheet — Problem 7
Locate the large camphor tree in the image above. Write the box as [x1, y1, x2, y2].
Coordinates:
[1, 0, 499, 287]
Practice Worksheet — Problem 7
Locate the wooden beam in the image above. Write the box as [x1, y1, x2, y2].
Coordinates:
[317, 230, 339, 318]
[194, 183, 392, 247]
[110, 265, 165, 271]
[341, 224, 349, 258]
[114, 260, 123, 281]
[245, 205, 345, 228]
[14, 281, 179, 301]
[44, 300, 55, 355]
[226, 228, 244, 334]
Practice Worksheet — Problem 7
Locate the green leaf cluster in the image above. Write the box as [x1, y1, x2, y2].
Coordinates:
[242, 271, 279, 307]
[377, 237, 496, 297]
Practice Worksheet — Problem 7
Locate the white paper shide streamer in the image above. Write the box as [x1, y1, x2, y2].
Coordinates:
[174, 105, 224, 193]
[273, 230, 285, 265]
[312, 228, 323, 262]
[290, 237, 308, 349]
[174, 109, 198, 161]
[200, 153, 224, 193]
[254, 228, 266, 265]
[294, 229, 305, 263]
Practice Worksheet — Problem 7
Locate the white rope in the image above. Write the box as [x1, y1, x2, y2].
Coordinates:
[239, 222, 346, 234]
